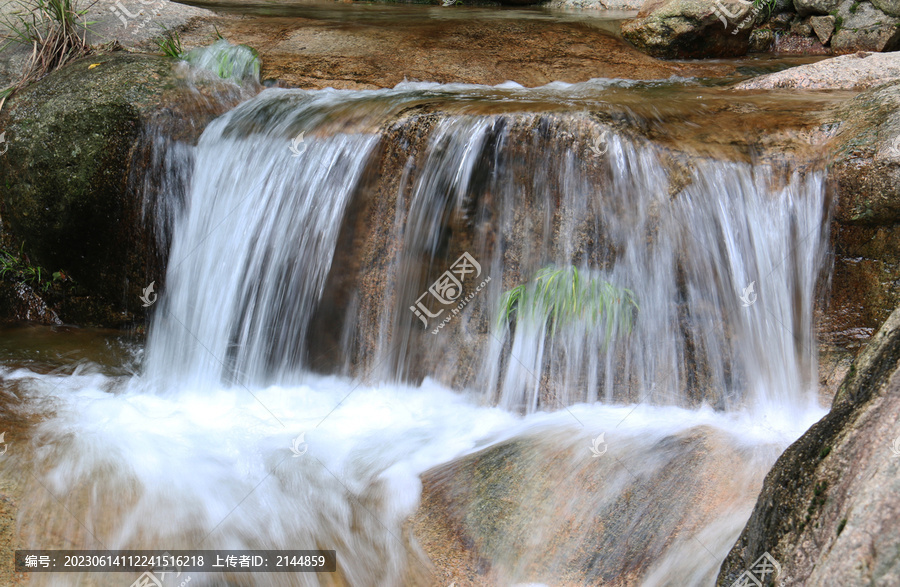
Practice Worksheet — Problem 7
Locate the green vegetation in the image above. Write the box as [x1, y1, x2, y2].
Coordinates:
[0, 0, 93, 105]
[752, 0, 778, 15]
[849, 1, 861, 13]
[819, 445, 831, 459]
[0, 243, 67, 293]
[837, 518, 847, 535]
[181, 40, 261, 82]
[154, 26, 185, 59]
[497, 265, 638, 337]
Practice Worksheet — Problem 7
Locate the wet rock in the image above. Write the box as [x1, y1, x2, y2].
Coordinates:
[0, 283, 61, 325]
[769, 11, 796, 30]
[828, 80, 900, 225]
[620, 0, 759, 59]
[0, 52, 246, 326]
[818, 80, 900, 341]
[414, 426, 783, 586]
[748, 28, 776, 51]
[191, 10, 738, 89]
[718, 304, 900, 586]
[810, 14, 836, 43]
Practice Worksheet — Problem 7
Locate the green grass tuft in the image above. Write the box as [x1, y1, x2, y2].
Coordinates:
[154, 26, 184, 59]
[497, 265, 638, 338]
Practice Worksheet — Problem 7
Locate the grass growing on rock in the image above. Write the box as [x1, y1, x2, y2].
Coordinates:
[0, 0, 93, 106]
[153, 26, 184, 59]
[498, 265, 638, 338]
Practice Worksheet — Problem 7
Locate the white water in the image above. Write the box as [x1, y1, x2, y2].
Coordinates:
[5, 81, 831, 586]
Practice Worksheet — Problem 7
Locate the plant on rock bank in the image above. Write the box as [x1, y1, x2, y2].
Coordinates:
[497, 265, 638, 338]
[0, 243, 68, 293]
[0, 0, 93, 105]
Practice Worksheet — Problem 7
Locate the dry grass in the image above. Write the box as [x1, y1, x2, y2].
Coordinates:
[0, 0, 95, 105]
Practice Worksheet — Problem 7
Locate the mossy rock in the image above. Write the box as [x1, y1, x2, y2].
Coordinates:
[0, 52, 243, 326]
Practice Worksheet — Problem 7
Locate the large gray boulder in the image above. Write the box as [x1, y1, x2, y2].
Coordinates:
[831, 1, 900, 52]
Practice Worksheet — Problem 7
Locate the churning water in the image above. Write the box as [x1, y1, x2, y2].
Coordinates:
[4, 80, 830, 586]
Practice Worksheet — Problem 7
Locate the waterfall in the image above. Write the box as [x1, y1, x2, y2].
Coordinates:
[7, 81, 831, 587]
[145, 86, 828, 419]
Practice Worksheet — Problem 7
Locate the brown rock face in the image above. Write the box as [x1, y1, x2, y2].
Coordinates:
[178, 8, 739, 88]
[718, 305, 900, 586]
[822, 80, 900, 347]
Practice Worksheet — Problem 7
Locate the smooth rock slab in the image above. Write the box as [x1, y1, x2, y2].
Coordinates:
[734, 51, 900, 90]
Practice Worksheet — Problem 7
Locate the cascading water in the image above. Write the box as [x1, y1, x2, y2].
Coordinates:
[4, 81, 831, 586]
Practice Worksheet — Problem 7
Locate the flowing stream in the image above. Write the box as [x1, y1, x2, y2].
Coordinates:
[1, 77, 832, 586]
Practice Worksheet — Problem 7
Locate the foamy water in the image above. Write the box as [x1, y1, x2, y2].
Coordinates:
[3, 362, 826, 586]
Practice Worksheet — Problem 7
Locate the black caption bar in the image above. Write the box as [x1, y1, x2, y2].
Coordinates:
[15, 550, 336, 573]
